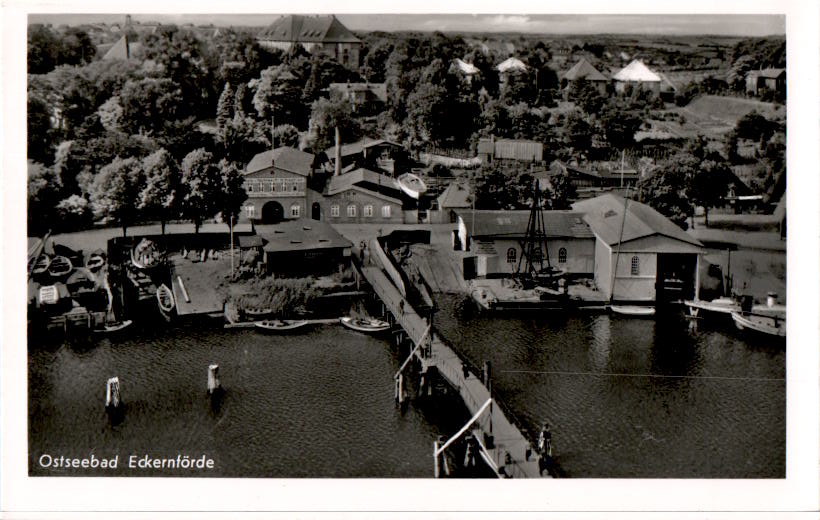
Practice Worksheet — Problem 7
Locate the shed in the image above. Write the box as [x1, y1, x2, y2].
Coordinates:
[256, 219, 352, 276]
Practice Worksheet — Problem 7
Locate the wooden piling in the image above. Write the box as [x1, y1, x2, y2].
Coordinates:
[105, 377, 121, 409]
[207, 364, 221, 395]
[433, 440, 440, 478]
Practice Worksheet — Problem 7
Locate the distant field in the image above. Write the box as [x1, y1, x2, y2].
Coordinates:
[685, 95, 785, 124]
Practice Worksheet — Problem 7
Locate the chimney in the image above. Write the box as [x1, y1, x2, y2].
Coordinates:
[334, 126, 341, 177]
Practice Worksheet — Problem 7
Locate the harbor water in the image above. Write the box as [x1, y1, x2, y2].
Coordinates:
[29, 298, 785, 478]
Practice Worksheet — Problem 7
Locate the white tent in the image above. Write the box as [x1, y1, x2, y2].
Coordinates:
[612, 60, 661, 83]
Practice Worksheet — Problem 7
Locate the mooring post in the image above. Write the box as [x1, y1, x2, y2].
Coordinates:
[397, 373, 405, 404]
[433, 439, 440, 478]
[207, 364, 221, 395]
[434, 435, 447, 478]
[105, 377, 121, 410]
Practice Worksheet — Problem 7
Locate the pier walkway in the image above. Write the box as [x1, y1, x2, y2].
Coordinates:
[360, 252, 545, 478]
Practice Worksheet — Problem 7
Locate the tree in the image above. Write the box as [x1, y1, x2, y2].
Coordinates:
[180, 148, 221, 233]
[638, 168, 691, 230]
[216, 83, 235, 134]
[273, 124, 300, 148]
[28, 161, 61, 235]
[251, 65, 305, 128]
[562, 111, 592, 152]
[362, 40, 394, 83]
[119, 77, 186, 137]
[688, 155, 733, 227]
[544, 173, 577, 210]
[139, 149, 180, 235]
[89, 157, 145, 236]
[600, 104, 642, 151]
[308, 97, 359, 153]
[56, 194, 92, 230]
[216, 159, 248, 228]
[97, 96, 124, 132]
[28, 95, 54, 164]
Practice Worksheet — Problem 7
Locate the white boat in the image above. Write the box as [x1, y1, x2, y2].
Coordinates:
[94, 320, 133, 334]
[471, 288, 497, 311]
[340, 316, 390, 333]
[684, 297, 739, 317]
[397, 173, 427, 199]
[156, 284, 175, 313]
[48, 255, 73, 277]
[254, 319, 310, 332]
[610, 305, 656, 317]
[731, 311, 786, 338]
[132, 238, 160, 269]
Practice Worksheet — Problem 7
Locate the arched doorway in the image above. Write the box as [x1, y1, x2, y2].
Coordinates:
[261, 201, 284, 224]
[312, 202, 321, 221]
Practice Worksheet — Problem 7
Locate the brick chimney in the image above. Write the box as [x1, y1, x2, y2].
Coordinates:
[334, 126, 341, 176]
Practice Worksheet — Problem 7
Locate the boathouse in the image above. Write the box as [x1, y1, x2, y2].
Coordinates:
[453, 210, 595, 279]
[255, 219, 352, 276]
[572, 194, 704, 303]
[242, 147, 317, 224]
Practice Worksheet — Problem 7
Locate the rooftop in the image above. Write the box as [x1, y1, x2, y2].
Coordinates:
[256, 219, 352, 253]
[497, 57, 528, 73]
[325, 168, 402, 201]
[246, 147, 315, 177]
[572, 193, 703, 247]
[323, 138, 402, 159]
[562, 58, 607, 82]
[456, 210, 594, 239]
[258, 15, 360, 44]
[328, 82, 388, 103]
[437, 182, 472, 209]
[612, 59, 661, 83]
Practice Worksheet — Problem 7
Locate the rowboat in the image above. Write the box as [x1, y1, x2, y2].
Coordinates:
[31, 253, 51, 275]
[156, 284, 175, 313]
[340, 316, 390, 333]
[471, 288, 497, 311]
[684, 296, 738, 317]
[94, 320, 133, 334]
[731, 311, 786, 338]
[397, 173, 427, 199]
[254, 319, 310, 332]
[610, 305, 656, 317]
[48, 255, 73, 277]
[86, 249, 106, 270]
[132, 238, 160, 269]
[244, 307, 274, 318]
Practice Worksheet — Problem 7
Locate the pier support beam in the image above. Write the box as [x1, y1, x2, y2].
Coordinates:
[207, 364, 221, 395]
[105, 377, 121, 410]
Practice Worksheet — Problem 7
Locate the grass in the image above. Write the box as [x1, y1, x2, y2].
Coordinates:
[684, 95, 785, 125]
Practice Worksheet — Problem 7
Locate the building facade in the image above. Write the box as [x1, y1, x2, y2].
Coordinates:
[242, 148, 316, 223]
[257, 15, 362, 68]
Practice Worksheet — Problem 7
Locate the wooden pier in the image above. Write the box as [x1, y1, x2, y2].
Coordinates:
[359, 240, 546, 478]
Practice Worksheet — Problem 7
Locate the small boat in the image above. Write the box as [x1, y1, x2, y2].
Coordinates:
[610, 305, 656, 317]
[48, 255, 73, 277]
[340, 316, 390, 333]
[244, 307, 273, 318]
[254, 319, 309, 332]
[86, 249, 106, 270]
[31, 253, 51, 275]
[731, 311, 786, 338]
[132, 238, 160, 269]
[684, 296, 738, 317]
[471, 288, 497, 311]
[156, 284, 175, 313]
[397, 173, 428, 199]
[94, 320, 133, 334]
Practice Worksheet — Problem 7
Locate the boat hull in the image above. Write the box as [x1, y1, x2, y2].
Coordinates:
[731, 312, 786, 338]
[610, 305, 656, 317]
[340, 317, 390, 333]
[254, 320, 310, 332]
[156, 284, 175, 313]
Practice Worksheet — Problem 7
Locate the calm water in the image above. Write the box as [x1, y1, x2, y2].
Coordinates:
[29, 298, 785, 478]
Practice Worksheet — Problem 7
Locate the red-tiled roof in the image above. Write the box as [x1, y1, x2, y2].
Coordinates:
[258, 15, 360, 44]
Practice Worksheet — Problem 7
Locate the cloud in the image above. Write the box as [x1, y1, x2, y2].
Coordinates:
[483, 15, 533, 28]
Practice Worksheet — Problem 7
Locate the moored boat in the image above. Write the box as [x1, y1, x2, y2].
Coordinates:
[254, 319, 310, 332]
[156, 284, 175, 313]
[86, 249, 106, 270]
[340, 316, 390, 333]
[610, 305, 656, 317]
[48, 256, 73, 277]
[31, 253, 51, 275]
[94, 320, 133, 334]
[471, 288, 497, 311]
[244, 307, 274, 319]
[731, 311, 786, 338]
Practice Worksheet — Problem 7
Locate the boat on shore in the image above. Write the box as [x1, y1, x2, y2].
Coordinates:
[86, 249, 106, 270]
[94, 320, 133, 334]
[48, 256, 73, 278]
[731, 311, 786, 338]
[254, 319, 310, 332]
[156, 284, 175, 314]
[31, 253, 51, 276]
[397, 173, 427, 199]
[340, 316, 390, 333]
[610, 305, 656, 317]
[132, 239, 160, 269]
[244, 307, 274, 319]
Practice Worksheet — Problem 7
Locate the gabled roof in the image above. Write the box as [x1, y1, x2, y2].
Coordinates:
[452, 58, 480, 75]
[325, 168, 402, 202]
[749, 68, 786, 79]
[572, 194, 702, 248]
[562, 58, 607, 82]
[102, 35, 142, 60]
[456, 210, 594, 240]
[612, 60, 661, 83]
[256, 219, 352, 253]
[328, 82, 388, 103]
[437, 182, 472, 209]
[497, 57, 528, 73]
[323, 138, 403, 159]
[257, 15, 360, 44]
[245, 147, 315, 177]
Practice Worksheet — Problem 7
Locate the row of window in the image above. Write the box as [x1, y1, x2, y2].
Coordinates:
[245, 179, 304, 193]
[506, 248, 569, 264]
[244, 205, 301, 218]
[329, 204, 391, 218]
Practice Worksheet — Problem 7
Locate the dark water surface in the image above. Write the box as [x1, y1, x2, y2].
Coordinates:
[29, 297, 785, 478]
[434, 295, 786, 478]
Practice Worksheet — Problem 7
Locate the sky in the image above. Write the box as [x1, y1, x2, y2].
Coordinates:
[27, 13, 785, 36]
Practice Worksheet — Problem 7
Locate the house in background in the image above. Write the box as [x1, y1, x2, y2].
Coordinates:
[450, 58, 481, 85]
[572, 194, 704, 303]
[257, 15, 362, 68]
[612, 59, 662, 96]
[322, 138, 407, 176]
[477, 137, 544, 164]
[745, 68, 786, 97]
[561, 57, 608, 95]
[453, 210, 595, 280]
[328, 82, 387, 114]
[430, 182, 472, 224]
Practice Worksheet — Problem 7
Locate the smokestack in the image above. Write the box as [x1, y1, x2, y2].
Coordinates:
[334, 126, 341, 177]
